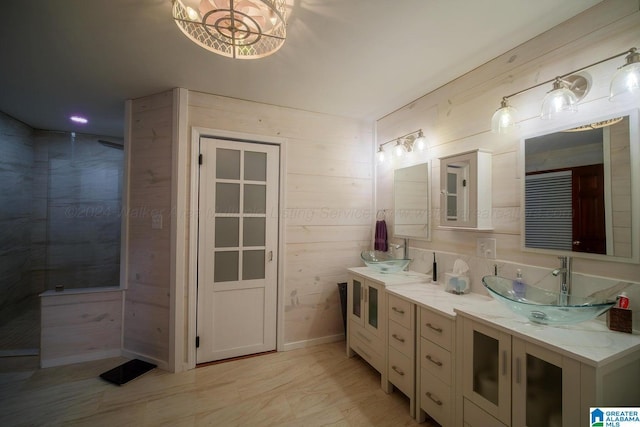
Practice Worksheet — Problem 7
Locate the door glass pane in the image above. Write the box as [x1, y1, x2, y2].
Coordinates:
[526, 354, 562, 427]
[368, 286, 378, 329]
[216, 148, 240, 179]
[243, 217, 265, 246]
[216, 183, 240, 213]
[214, 251, 238, 282]
[242, 250, 265, 280]
[244, 184, 266, 214]
[215, 217, 239, 247]
[352, 280, 362, 318]
[244, 151, 267, 181]
[473, 330, 499, 405]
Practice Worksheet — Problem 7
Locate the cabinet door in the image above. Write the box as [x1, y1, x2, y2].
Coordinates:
[348, 275, 364, 327]
[512, 338, 580, 427]
[364, 280, 383, 338]
[462, 319, 511, 425]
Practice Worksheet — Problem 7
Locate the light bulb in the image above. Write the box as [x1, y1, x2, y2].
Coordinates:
[394, 140, 404, 157]
[377, 146, 385, 163]
[491, 99, 517, 133]
[610, 49, 640, 101]
[186, 6, 199, 21]
[414, 131, 426, 151]
[540, 79, 578, 120]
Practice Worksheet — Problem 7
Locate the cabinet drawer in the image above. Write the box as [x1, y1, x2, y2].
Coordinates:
[420, 308, 453, 351]
[389, 319, 414, 357]
[420, 337, 452, 385]
[350, 333, 384, 374]
[388, 294, 412, 329]
[463, 398, 507, 427]
[420, 368, 453, 427]
[350, 319, 384, 354]
[388, 346, 414, 397]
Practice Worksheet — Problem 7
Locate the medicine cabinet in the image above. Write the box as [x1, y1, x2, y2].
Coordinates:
[439, 149, 492, 229]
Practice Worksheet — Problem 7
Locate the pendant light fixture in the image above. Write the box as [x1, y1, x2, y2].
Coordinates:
[172, 0, 287, 59]
[490, 47, 639, 133]
[610, 48, 640, 100]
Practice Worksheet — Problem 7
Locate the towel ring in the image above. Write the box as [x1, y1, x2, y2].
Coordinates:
[376, 210, 386, 220]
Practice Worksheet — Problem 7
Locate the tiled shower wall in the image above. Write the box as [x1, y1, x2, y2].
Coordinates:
[0, 111, 123, 315]
[0, 112, 34, 313]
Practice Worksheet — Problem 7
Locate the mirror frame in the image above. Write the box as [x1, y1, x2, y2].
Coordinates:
[393, 161, 431, 241]
[520, 108, 639, 264]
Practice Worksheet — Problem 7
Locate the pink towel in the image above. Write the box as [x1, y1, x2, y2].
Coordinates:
[374, 220, 388, 251]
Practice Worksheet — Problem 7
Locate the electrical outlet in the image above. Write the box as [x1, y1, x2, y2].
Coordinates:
[476, 238, 496, 259]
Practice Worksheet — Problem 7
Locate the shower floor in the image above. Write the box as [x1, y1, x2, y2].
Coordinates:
[0, 296, 40, 357]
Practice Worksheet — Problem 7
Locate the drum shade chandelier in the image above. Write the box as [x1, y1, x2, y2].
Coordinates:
[172, 0, 287, 59]
[491, 47, 640, 133]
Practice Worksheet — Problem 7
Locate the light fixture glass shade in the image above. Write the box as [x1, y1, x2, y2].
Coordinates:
[491, 99, 518, 133]
[610, 49, 640, 101]
[414, 131, 426, 151]
[540, 80, 579, 120]
[394, 140, 404, 157]
[377, 146, 385, 163]
[172, 0, 287, 59]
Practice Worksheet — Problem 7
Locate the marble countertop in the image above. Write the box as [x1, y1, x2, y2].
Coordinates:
[349, 267, 640, 367]
[454, 300, 640, 368]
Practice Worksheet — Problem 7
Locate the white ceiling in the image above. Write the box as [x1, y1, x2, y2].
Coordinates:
[0, 0, 602, 138]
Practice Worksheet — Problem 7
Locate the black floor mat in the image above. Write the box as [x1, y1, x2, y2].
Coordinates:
[99, 359, 157, 386]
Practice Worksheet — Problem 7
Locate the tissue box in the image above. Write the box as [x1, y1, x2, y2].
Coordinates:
[607, 307, 632, 334]
[445, 273, 470, 295]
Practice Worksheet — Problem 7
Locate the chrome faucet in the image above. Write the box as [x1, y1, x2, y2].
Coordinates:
[552, 256, 572, 305]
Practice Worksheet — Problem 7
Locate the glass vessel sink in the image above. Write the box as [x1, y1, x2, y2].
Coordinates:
[482, 275, 616, 325]
[360, 250, 410, 273]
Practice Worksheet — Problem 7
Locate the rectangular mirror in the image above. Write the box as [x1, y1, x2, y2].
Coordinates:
[522, 110, 639, 263]
[394, 162, 430, 240]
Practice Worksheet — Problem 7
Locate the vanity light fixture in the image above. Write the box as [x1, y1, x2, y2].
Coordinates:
[172, 0, 287, 59]
[377, 129, 425, 163]
[491, 47, 639, 133]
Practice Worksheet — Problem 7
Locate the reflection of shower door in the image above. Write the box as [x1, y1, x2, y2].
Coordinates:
[196, 138, 279, 364]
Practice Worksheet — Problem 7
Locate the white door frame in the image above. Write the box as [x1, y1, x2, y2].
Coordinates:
[187, 126, 287, 370]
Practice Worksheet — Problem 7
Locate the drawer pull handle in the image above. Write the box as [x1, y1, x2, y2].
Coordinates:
[355, 346, 371, 360]
[426, 323, 443, 334]
[391, 365, 405, 376]
[425, 354, 443, 367]
[356, 332, 371, 343]
[392, 307, 405, 315]
[426, 392, 443, 406]
[392, 333, 405, 343]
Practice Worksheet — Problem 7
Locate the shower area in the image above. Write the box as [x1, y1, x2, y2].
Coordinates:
[0, 112, 123, 356]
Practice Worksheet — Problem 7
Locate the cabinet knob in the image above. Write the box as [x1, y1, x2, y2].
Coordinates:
[392, 306, 405, 315]
[426, 391, 443, 406]
[426, 354, 443, 367]
[392, 333, 405, 343]
[426, 323, 443, 334]
[391, 365, 405, 376]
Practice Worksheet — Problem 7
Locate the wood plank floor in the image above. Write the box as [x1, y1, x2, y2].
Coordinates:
[0, 341, 437, 426]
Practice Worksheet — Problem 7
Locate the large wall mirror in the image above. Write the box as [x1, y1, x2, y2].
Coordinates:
[394, 162, 430, 240]
[522, 110, 639, 263]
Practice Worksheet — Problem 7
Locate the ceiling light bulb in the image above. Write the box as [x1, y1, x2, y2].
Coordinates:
[491, 98, 518, 133]
[70, 115, 88, 124]
[377, 146, 385, 163]
[540, 79, 578, 120]
[610, 48, 640, 101]
[414, 131, 426, 151]
[394, 140, 404, 157]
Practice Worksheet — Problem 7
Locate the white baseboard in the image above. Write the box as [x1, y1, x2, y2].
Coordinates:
[40, 349, 122, 368]
[283, 333, 345, 351]
[121, 349, 169, 371]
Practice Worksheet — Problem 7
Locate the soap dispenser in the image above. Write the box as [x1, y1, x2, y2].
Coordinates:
[513, 269, 525, 299]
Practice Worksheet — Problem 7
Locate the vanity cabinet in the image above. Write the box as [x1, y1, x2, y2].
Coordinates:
[387, 294, 416, 416]
[458, 315, 640, 427]
[417, 307, 456, 426]
[347, 273, 386, 380]
[439, 149, 492, 230]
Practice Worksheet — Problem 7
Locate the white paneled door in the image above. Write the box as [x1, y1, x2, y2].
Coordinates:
[196, 137, 279, 364]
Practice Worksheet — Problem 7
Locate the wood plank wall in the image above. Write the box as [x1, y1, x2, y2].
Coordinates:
[124, 91, 174, 366]
[187, 92, 373, 345]
[376, 0, 640, 282]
